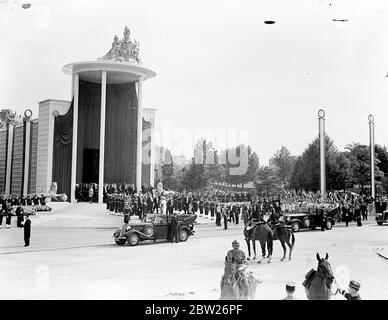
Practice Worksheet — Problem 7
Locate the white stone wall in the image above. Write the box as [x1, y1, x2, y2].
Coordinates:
[36, 99, 71, 193]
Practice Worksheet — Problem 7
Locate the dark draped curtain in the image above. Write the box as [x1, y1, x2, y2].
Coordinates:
[142, 118, 151, 185]
[54, 80, 139, 189]
[52, 100, 73, 198]
[77, 80, 101, 183]
[104, 82, 138, 183]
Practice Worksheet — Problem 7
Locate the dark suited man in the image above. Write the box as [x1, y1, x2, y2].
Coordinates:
[22, 215, 31, 246]
[319, 208, 326, 231]
[170, 213, 179, 243]
[5, 203, 12, 228]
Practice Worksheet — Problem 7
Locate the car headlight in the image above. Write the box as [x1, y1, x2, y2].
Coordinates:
[287, 216, 291, 221]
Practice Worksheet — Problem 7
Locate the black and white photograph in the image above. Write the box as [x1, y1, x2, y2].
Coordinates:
[1, 0, 388, 307]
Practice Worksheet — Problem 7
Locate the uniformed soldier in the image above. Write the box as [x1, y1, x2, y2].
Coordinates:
[199, 198, 204, 215]
[222, 205, 228, 230]
[337, 280, 361, 300]
[282, 281, 298, 300]
[204, 200, 210, 216]
[226, 240, 247, 265]
[16, 205, 24, 228]
[242, 205, 252, 227]
[233, 203, 240, 224]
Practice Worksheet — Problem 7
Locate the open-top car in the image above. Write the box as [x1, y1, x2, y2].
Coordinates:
[376, 210, 388, 226]
[281, 211, 336, 232]
[113, 214, 197, 246]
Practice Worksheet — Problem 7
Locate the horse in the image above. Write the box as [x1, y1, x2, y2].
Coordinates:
[220, 261, 257, 300]
[304, 253, 336, 300]
[244, 222, 295, 263]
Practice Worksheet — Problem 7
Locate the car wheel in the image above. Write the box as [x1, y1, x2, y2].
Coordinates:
[179, 229, 189, 242]
[326, 220, 333, 230]
[303, 218, 311, 228]
[144, 226, 154, 237]
[115, 239, 126, 245]
[291, 222, 300, 233]
[127, 233, 140, 246]
[377, 222, 383, 226]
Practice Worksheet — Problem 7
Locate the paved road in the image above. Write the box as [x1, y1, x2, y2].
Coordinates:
[0, 203, 387, 299]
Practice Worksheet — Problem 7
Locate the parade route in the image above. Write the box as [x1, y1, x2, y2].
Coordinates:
[1, 203, 388, 300]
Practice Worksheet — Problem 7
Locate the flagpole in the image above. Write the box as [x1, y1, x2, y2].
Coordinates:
[369, 114, 376, 201]
[318, 109, 326, 199]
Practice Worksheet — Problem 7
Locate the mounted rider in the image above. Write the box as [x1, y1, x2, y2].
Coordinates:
[226, 240, 247, 265]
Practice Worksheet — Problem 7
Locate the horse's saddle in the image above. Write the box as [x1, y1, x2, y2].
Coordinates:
[246, 221, 266, 231]
[302, 268, 316, 289]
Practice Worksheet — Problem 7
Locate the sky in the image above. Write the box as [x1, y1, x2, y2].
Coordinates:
[1, 0, 388, 165]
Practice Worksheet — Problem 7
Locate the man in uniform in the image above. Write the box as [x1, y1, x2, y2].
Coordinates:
[337, 280, 361, 300]
[226, 240, 247, 265]
[222, 204, 228, 230]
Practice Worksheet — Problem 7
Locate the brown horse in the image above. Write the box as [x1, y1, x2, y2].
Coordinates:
[244, 223, 295, 263]
[220, 261, 257, 300]
[304, 253, 335, 300]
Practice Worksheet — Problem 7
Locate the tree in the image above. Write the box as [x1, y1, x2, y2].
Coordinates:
[289, 135, 340, 191]
[254, 166, 281, 195]
[344, 143, 384, 191]
[181, 162, 207, 191]
[271, 146, 295, 188]
[375, 144, 388, 176]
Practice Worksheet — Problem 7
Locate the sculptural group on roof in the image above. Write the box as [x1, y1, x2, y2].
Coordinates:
[101, 26, 141, 63]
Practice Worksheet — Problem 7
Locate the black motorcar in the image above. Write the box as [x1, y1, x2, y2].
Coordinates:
[376, 210, 388, 226]
[113, 214, 197, 246]
[282, 212, 336, 232]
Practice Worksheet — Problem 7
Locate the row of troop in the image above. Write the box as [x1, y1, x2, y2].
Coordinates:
[0, 195, 50, 228]
[75, 183, 154, 202]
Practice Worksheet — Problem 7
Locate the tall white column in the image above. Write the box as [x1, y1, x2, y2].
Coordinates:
[136, 76, 143, 191]
[70, 73, 79, 202]
[23, 118, 32, 197]
[318, 109, 326, 198]
[99, 71, 107, 203]
[369, 114, 376, 200]
[5, 123, 14, 195]
[150, 118, 155, 186]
